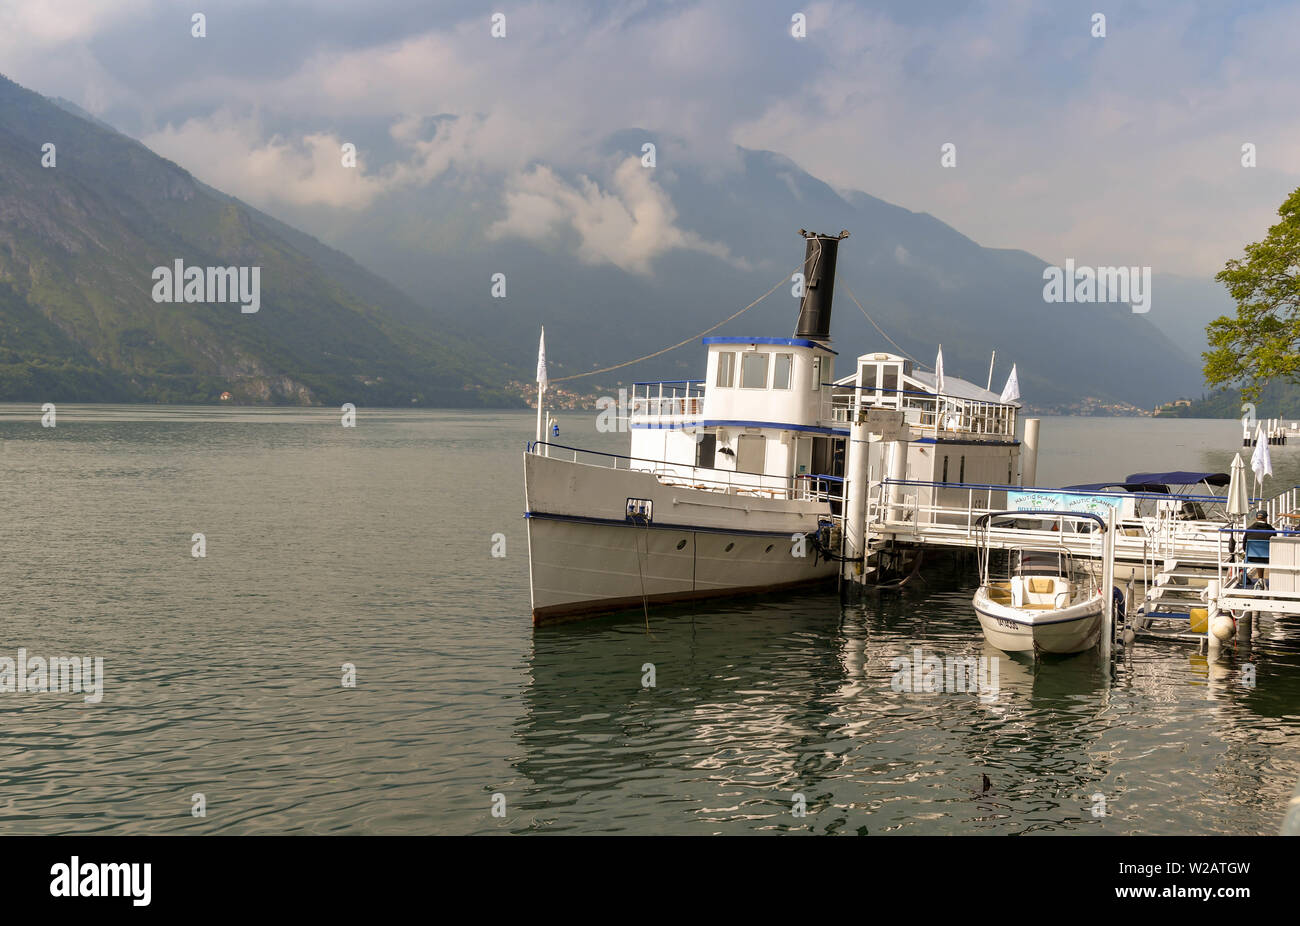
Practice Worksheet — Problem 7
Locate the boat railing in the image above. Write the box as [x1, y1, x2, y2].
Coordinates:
[528, 441, 831, 501]
[628, 380, 705, 420]
[827, 386, 1017, 438]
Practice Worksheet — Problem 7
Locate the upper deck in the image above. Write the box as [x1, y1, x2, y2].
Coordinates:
[832, 353, 1018, 441]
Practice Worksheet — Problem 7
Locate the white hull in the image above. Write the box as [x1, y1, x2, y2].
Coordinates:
[972, 587, 1104, 654]
[525, 452, 836, 623]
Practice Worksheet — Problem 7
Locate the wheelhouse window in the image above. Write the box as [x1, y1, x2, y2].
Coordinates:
[715, 352, 735, 387]
[861, 364, 877, 390]
[773, 353, 793, 390]
[881, 365, 899, 395]
[740, 352, 769, 389]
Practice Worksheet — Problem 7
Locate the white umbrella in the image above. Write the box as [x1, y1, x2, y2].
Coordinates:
[1251, 422, 1273, 500]
[1227, 452, 1249, 519]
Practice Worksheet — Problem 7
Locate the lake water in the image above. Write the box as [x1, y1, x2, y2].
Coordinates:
[0, 405, 1296, 834]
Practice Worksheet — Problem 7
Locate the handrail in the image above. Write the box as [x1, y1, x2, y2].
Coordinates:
[880, 476, 1227, 505]
[531, 441, 773, 479]
[974, 510, 1109, 531]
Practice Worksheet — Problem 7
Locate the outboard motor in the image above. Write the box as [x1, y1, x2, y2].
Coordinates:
[793, 229, 849, 343]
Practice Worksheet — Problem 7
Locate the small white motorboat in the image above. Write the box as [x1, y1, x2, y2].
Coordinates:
[972, 511, 1111, 655]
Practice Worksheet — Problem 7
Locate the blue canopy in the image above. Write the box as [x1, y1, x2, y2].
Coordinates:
[1062, 482, 1170, 493]
[1125, 471, 1230, 488]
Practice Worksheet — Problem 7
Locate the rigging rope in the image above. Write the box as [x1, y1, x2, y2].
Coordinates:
[839, 281, 927, 370]
[549, 262, 804, 383]
[545, 259, 930, 383]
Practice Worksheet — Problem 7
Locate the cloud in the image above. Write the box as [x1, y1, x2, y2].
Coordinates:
[6, 0, 1300, 277]
[143, 111, 389, 209]
[488, 158, 748, 275]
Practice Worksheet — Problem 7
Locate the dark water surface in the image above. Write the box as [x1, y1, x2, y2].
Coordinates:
[0, 406, 1295, 834]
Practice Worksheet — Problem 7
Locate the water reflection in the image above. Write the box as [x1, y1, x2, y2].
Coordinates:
[517, 569, 1300, 835]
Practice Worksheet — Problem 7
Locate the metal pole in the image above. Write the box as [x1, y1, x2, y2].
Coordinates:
[986, 350, 996, 392]
[1101, 507, 1115, 666]
[535, 383, 546, 450]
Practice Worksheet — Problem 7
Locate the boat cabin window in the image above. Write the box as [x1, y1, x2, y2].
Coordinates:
[861, 364, 877, 390]
[740, 352, 769, 389]
[881, 364, 899, 395]
[773, 353, 793, 390]
[811, 356, 822, 392]
[716, 352, 736, 388]
[942, 456, 949, 482]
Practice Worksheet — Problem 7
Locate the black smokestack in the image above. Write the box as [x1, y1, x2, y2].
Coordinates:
[793, 229, 849, 342]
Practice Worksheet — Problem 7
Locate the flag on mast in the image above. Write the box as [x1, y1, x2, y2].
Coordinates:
[999, 364, 1021, 404]
[536, 327, 548, 388]
[935, 345, 945, 396]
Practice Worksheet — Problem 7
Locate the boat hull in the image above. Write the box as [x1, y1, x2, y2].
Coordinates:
[525, 452, 836, 624]
[972, 588, 1104, 654]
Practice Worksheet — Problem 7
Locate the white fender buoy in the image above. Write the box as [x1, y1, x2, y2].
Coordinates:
[1210, 613, 1235, 642]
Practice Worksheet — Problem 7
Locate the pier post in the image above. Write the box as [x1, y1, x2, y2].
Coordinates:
[1207, 579, 1222, 658]
[887, 439, 908, 522]
[843, 417, 871, 585]
[1021, 418, 1040, 487]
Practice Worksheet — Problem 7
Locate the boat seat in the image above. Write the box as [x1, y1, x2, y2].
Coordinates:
[1011, 575, 1069, 609]
[986, 582, 1013, 605]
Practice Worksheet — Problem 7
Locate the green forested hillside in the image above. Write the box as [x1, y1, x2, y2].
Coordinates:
[0, 74, 518, 406]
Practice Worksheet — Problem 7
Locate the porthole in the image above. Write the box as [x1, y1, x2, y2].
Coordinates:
[724, 542, 735, 553]
[676, 539, 687, 551]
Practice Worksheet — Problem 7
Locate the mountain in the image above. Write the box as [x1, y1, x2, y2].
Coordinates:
[0, 74, 516, 406]
[1143, 272, 1233, 363]
[262, 129, 1206, 411]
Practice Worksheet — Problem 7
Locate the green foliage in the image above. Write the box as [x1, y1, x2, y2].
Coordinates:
[1204, 186, 1300, 402]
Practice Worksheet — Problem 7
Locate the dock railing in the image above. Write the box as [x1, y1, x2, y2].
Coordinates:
[1213, 525, 1300, 616]
[865, 477, 1237, 571]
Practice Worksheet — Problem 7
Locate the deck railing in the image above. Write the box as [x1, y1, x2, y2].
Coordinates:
[628, 381, 705, 419]
[828, 387, 1017, 438]
[528, 441, 833, 502]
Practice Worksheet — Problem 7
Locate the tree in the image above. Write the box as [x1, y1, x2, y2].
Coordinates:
[1204, 186, 1300, 402]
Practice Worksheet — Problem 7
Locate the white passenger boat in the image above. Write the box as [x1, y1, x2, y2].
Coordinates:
[972, 511, 1112, 654]
[524, 230, 1028, 624]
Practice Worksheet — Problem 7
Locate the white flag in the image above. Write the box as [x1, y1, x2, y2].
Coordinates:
[1252, 423, 1273, 483]
[999, 363, 1021, 404]
[934, 345, 945, 397]
[536, 327, 547, 388]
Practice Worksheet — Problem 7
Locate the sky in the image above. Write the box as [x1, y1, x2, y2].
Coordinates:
[2, 0, 1298, 278]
